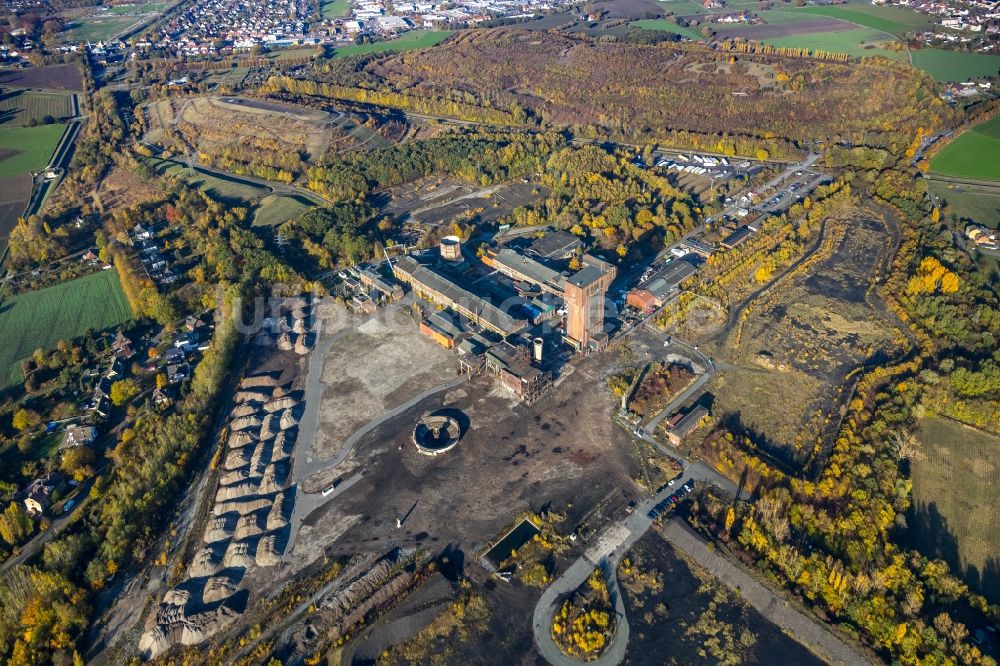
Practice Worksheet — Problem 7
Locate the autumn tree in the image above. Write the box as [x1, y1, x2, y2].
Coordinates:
[60, 446, 97, 481]
[0, 503, 34, 546]
[11, 409, 41, 432]
[110, 379, 140, 407]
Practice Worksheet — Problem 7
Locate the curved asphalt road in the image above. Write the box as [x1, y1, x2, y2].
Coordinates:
[532, 463, 708, 666]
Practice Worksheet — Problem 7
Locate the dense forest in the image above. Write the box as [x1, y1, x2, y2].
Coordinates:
[304, 130, 563, 201]
[502, 144, 699, 259]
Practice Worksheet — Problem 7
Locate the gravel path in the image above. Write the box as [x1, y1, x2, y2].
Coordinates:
[661, 521, 875, 666]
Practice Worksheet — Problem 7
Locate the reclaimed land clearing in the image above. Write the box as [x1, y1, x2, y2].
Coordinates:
[906, 416, 1000, 601]
[143, 157, 271, 203]
[0, 89, 73, 126]
[0, 64, 84, 91]
[620, 530, 825, 665]
[0, 270, 132, 390]
[759, 29, 905, 61]
[911, 49, 1000, 82]
[930, 115, 1000, 182]
[0, 123, 65, 178]
[381, 176, 544, 227]
[91, 166, 164, 213]
[252, 193, 315, 227]
[144, 96, 338, 163]
[330, 30, 452, 58]
[702, 211, 899, 468]
[310, 312, 458, 462]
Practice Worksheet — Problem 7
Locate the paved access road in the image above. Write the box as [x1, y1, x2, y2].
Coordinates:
[532, 468, 705, 666]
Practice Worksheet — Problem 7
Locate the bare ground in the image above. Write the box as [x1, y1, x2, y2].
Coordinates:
[310, 311, 458, 461]
[289, 349, 643, 571]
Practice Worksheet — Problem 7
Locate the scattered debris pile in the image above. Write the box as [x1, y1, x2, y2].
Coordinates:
[140, 297, 314, 659]
[257, 296, 314, 354]
[279, 551, 429, 661]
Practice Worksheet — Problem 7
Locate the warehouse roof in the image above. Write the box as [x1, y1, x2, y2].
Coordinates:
[492, 248, 566, 292]
[393, 256, 525, 334]
[529, 230, 583, 259]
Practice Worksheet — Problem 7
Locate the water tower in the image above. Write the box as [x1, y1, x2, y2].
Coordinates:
[440, 236, 462, 262]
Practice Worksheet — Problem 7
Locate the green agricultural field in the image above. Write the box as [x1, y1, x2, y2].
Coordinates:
[144, 157, 271, 203]
[331, 30, 452, 58]
[64, 15, 138, 42]
[321, 0, 350, 19]
[746, 9, 841, 25]
[106, 1, 168, 15]
[911, 49, 1000, 82]
[0, 271, 133, 390]
[0, 124, 65, 179]
[791, 2, 929, 35]
[253, 194, 315, 227]
[0, 90, 73, 126]
[908, 416, 1000, 599]
[761, 28, 906, 61]
[631, 19, 706, 40]
[657, 0, 708, 14]
[930, 115, 1000, 182]
[930, 181, 1000, 228]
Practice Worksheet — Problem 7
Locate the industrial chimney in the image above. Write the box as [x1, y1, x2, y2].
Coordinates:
[532, 337, 544, 363]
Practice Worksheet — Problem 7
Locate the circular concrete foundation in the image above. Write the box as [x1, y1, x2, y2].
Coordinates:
[413, 414, 461, 456]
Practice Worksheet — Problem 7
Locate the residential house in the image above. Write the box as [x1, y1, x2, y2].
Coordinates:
[184, 315, 206, 332]
[62, 425, 97, 449]
[93, 376, 112, 401]
[167, 362, 191, 384]
[112, 331, 134, 359]
[174, 331, 199, 351]
[106, 357, 125, 380]
[164, 347, 186, 365]
[133, 223, 152, 241]
[23, 475, 58, 515]
[153, 386, 175, 410]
